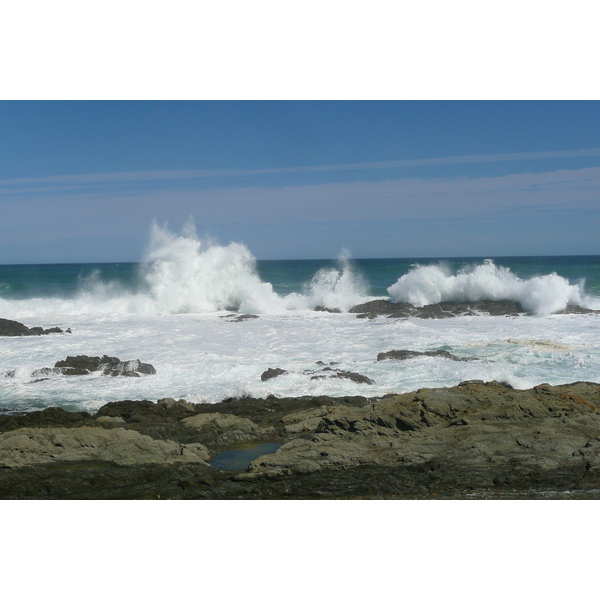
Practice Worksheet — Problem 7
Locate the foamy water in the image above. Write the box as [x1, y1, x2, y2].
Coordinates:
[1, 223, 599, 413]
[388, 259, 600, 315]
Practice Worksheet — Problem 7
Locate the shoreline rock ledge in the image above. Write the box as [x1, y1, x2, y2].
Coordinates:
[1, 381, 600, 499]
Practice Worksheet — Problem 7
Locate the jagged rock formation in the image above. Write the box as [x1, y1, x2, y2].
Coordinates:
[0, 318, 67, 336]
[52, 355, 156, 377]
[2, 381, 600, 499]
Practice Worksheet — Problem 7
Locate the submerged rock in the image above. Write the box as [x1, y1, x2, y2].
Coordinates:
[314, 306, 342, 313]
[309, 367, 374, 385]
[377, 349, 477, 362]
[0, 318, 67, 336]
[220, 313, 259, 322]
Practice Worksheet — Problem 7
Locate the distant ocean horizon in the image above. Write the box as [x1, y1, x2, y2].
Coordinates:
[2, 254, 599, 300]
[1, 226, 599, 414]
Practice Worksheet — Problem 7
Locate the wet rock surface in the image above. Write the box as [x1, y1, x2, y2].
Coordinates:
[2, 382, 600, 499]
[220, 313, 259, 322]
[310, 368, 375, 385]
[261, 367, 288, 381]
[377, 349, 477, 362]
[348, 300, 600, 318]
[0, 318, 68, 336]
[52, 355, 156, 377]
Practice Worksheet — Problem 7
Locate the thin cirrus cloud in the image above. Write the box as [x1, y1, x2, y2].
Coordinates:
[1, 147, 600, 193]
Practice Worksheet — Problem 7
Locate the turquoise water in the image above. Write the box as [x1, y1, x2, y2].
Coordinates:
[1, 256, 599, 301]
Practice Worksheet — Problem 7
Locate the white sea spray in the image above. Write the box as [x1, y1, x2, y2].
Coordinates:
[1, 225, 600, 412]
[0, 223, 372, 318]
[387, 259, 597, 315]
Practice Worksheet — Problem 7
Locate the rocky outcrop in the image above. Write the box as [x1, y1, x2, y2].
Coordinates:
[3, 382, 600, 499]
[310, 368, 374, 385]
[243, 381, 600, 485]
[349, 300, 600, 319]
[0, 318, 68, 336]
[261, 368, 288, 381]
[377, 349, 477, 362]
[261, 365, 374, 385]
[0, 406, 93, 430]
[52, 355, 156, 377]
[0, 427, 210, 468]
[349, 300, 524, 318]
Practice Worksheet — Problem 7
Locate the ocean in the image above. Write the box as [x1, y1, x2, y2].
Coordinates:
[1, 224, 599, 414]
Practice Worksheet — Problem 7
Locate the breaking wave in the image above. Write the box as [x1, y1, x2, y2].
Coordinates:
[0, 222, 370, 317]
[387, 259, 600, 315]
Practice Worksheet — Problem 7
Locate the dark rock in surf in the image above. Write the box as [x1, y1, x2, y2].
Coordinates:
[310, 367, 374, 385]
[0, 318, 66, 336]
[220, 314, 259, 322]
[349, 300, 413, 319]
[314, 306, 342, 313]
[332, 370, 375, 385]
[559, 305, 600, 315]
[349, 300, 525, 318]
[377, 349, 478, 362]
[261, 368, 288, 381]
[53, 355, 156, 377]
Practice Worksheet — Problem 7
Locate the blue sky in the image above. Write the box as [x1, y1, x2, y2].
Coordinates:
[1, 101, 599, 263]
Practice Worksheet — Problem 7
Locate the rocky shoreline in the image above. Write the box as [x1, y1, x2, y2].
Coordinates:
[2, 380, 600, 499]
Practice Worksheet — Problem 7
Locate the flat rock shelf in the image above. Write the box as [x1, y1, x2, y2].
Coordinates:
[2, 381, 600, 499]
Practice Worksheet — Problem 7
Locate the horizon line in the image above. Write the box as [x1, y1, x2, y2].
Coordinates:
[3, 252, 600, 267]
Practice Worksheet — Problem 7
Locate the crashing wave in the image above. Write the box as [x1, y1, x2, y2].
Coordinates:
[387, 259, 599, 316]
[0, 222, 370, 317]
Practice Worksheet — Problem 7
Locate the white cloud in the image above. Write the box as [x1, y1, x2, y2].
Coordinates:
[1, 148, 600, 193]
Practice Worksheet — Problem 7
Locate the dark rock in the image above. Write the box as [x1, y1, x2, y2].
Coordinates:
[220, 314, 259, 322]
[96, 399, 194, 423]
[0, 407, 92, 431]
[560, 305, 600, 315]
[0, 318, 66, 336]
[54, 356, 103, 374]
[53, 355, 156, 377]
[349, 300, 413, 318]
[310, 367, 374, 385]
[332, 370, 375, 385]
[314, 306, 342, 313]
[261, 368, 288, 381]
[31, 367, 63, 378]
[377, 349, 478, 362]
[4, 382, 600, 499]
[348, 300, 526, 319]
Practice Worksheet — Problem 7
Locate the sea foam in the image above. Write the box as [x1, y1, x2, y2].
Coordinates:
[387, 259, 597, 315]
[0, 222, 371, 318]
